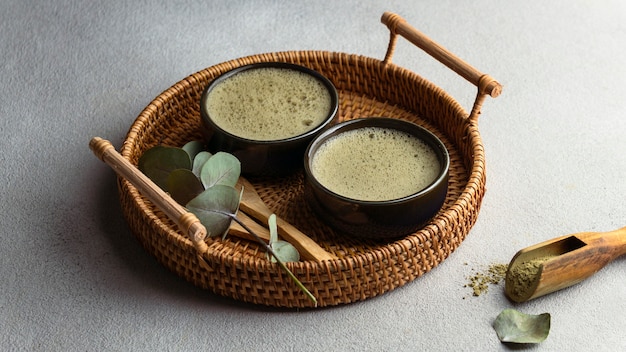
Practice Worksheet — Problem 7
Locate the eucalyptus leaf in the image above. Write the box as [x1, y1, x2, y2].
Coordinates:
[186, 185, 240, 238]
[166, 169, 205, 205]
[493, 309, 551, 344]
[182, 140, 205, 162]
[138, 145, 191, 192]
[270, 240, 300, 263]
[192, 151, 213, 178]
[200, 152, 241, 189]
[268, 214, 278, 244]
[267, 214, 300, 263]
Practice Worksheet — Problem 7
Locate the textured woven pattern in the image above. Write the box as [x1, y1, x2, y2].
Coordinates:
[118, 48, 491, 307]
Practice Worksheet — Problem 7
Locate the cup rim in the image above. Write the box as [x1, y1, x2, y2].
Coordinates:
[304, 117, 450, 205]
[200, 62, 339, 145]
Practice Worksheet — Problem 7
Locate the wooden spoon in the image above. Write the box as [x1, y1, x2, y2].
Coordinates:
[236, 177, 338, 262]
[505, 227, 626, 302]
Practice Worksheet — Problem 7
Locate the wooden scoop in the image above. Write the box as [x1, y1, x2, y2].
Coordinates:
[505, 226, 626, 302]
[236, 177, 338, 262]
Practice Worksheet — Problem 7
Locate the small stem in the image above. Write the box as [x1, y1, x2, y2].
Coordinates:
[230, 214, 317, 307]
[229, 214, 273, 253]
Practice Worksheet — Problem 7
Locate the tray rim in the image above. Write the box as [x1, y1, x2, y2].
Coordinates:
[117, 48, 489, 307]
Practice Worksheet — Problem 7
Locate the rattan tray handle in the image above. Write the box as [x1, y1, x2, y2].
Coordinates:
[89, 137, 212, 270]
[381, 12, 502, 120]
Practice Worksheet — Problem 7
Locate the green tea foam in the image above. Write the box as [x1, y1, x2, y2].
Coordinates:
[311, 126, 440, 201]
[205, 67, 331, 141]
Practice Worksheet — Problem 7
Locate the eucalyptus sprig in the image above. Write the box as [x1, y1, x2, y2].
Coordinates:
[138, 141, 316, 306]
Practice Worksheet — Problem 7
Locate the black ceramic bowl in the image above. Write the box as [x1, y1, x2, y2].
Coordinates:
[200, 62, 339, 176]
[304, 117, 450, 239]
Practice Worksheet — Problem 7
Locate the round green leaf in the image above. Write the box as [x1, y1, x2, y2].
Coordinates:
[267, 214, 300, 262]
[166, 169, 204, 205]
[192, 151, 213, 178]
[186, 185, 240, 238]
[270, 240, 300, 263]
[182, 140, 205, 162]
[493, 309, 551, 344]
[138, 145, 191, 192]
[200, 152, 241, 189]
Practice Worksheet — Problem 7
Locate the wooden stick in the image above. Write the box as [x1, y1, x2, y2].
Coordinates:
[237, 177, 338, 262]
[89, 137, 212, 271]
[230, 211, 270, 242]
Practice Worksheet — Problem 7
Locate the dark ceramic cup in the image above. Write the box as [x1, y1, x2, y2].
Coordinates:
[304, 117, 450, 240]
[200, 62, 339, 176]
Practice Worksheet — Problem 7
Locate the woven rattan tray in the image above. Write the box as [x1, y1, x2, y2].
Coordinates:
[116, 12, 501, 308]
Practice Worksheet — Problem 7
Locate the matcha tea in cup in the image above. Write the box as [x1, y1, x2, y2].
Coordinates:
[310, 125, 440, 201]
[200, 62, 338, 175]
[304, 117, 449, 239]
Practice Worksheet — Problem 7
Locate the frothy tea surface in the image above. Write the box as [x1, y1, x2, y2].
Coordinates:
[205, 67, 332, 141]
[311, 126, 441, 201]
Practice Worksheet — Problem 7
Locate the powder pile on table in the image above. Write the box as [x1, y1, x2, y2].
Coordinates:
[464, 263, 508, 297]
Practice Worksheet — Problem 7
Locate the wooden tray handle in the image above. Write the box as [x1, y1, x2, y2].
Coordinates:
[89, 137, 212, 270]
[381, 12, 502, 120]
